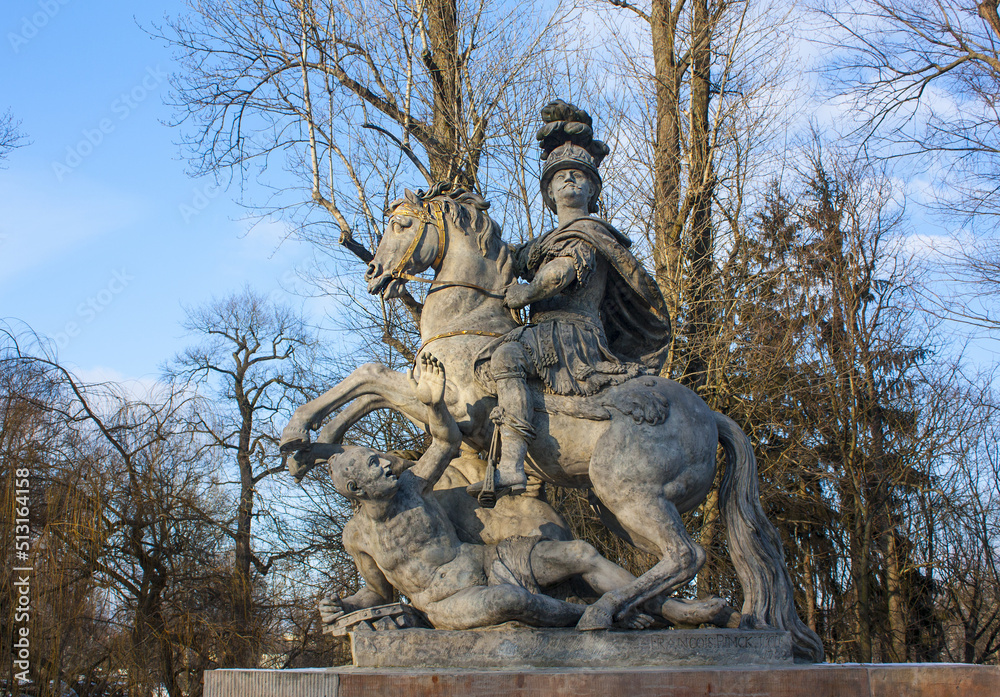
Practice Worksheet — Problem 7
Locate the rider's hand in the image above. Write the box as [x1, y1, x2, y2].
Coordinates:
[503, 282, 533, 310]
[319, 595, 349, 624]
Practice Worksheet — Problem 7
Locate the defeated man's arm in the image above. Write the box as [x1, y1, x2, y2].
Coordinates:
[407, 354, 462, 493]
[319, 527, 394, 624]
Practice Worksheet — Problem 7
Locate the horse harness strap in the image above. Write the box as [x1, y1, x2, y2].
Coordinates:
[397, 273, 504, 297]
[389, 201, 503, 298]
[418, 329, 506, 356]
[391, 201, 446, 278]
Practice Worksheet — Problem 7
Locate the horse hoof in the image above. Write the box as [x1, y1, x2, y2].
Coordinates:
[577, 604, 614, 631]
[280, 426, 311, 454]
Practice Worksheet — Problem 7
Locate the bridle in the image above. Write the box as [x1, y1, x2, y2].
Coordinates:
[384, 200, 519, 354]
[387, 201, 503, 298]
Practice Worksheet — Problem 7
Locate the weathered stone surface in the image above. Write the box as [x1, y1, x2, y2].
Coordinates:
[204, 664, 1000, 697]
[350, 628, 793, 669]
[325, 603, 431, 637]
[280, 101, 824, 664]
[205, 669, 336, 697]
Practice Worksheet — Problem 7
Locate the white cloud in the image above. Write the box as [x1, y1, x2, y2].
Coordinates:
[899, 229, 974, 260]
[69, 365, 164, 402]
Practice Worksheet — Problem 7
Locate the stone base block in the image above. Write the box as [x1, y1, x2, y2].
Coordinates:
[351, 628, 793, 668]
[204, 664, 1000, 697]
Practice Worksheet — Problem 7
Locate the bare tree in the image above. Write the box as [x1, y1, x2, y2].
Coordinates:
[0, 326, 235, 696]
[0, 109, 25, 165]
[816, 0, 1000, 354]
[165, 288, 316, 667]
[160, 0, 566, 281]
[578, 0, 800, 389]
[935, 394, 1000, 664]
[819, 0, 1000, 220]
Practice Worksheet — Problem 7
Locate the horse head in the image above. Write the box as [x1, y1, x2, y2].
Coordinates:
[365, 184, 514, 299]
[366, 189, 438, 298]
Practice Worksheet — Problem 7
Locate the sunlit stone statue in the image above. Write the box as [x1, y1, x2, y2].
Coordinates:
[470, 100, 672, 499]
[282, 101, 825, 663]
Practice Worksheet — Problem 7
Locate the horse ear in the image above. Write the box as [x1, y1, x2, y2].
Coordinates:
[405, 189, 420, 204]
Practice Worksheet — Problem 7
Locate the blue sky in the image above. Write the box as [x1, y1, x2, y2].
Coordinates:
[1, 0, 321, 385]
[1, 1, 994, 388]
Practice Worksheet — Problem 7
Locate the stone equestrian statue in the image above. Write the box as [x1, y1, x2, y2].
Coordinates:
[281, 100, 825, 662]
[471, 100, 673, 498]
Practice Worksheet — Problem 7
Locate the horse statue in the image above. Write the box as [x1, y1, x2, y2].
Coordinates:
[281, 186, 824, 663]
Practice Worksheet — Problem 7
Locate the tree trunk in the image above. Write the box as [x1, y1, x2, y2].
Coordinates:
[130, 569, 166, 696]
[849, 507, 873, 662]
[886, 531, 907, 662]
[803, 547, 817, 633]
[423, 0, 471, 186]
[683, 0, 716, 389]
[649, 0, 684, 316]
[229, 368, 257, 668]
[232, 416, 256, 667]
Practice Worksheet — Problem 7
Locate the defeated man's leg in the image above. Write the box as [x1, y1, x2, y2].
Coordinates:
[529, 539, 656, 629]
[423, 584, 585, 630]
[529, 539, 737, 629]
[658, 596, 741, 628]
[530, 539, 633, 591]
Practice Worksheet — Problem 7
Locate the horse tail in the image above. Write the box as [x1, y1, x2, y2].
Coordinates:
[715, 411, 825, 663]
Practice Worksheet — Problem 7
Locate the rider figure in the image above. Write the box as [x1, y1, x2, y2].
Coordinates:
[472, 100, 673, 500]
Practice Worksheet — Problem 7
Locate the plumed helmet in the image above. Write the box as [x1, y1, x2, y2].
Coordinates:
[537, 100, 610, 214]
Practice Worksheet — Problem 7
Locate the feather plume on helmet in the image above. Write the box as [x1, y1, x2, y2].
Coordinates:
[537, 100, 610, 214]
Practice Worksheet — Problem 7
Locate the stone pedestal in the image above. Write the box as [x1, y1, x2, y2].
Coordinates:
[204, 628, 1000, 696]
[350, 627, 792, 668]
[204, 663, 1000, 697]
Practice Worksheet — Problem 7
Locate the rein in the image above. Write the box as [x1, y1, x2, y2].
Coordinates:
[417, 329, 507, 355]
[387, 198, 521, 358]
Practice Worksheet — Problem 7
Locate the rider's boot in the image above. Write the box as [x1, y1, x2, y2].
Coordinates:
[466, 415, 533, 503]
[495, 425, 529, 493]
[467, 370, 533, 503]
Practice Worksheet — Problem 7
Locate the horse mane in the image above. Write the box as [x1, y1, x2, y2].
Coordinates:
[393, 183, 514, 282]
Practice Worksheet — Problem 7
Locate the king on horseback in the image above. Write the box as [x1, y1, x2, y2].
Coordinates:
[278, 99, 824, 662]
[470, 100, 673, 499]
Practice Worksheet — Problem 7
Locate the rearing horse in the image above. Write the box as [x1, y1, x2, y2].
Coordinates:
[281, 187, 823, 662]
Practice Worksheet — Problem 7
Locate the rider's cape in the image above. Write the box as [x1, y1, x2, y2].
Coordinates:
[517, 217, 672, 371]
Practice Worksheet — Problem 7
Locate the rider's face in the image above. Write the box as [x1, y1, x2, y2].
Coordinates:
[548, 169, 595, 211]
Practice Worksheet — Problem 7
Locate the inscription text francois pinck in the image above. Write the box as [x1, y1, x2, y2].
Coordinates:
[637, 631, 788, 660]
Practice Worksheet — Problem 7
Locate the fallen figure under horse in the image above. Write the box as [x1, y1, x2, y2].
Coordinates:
[317, 354, 738, 632]
[281, 186, 824, 663]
